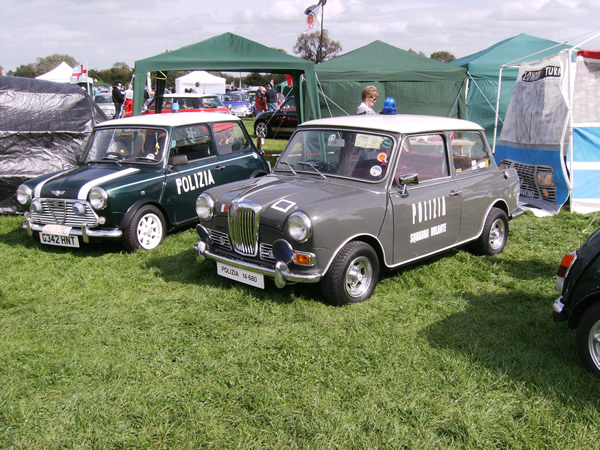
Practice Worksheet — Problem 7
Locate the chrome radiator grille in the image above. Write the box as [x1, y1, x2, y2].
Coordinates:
[29, 199, 99, 227]
[228, 199, 262, 256]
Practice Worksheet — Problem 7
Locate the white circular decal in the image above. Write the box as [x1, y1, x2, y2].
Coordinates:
[370, 165, 383, 177]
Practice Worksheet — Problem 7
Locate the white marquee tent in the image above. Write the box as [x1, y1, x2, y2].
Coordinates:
[35, 62, 73, 83]
[175, 71, 226, 94]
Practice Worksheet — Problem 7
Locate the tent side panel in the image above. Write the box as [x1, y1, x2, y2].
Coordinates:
[571, 126, 600, 214]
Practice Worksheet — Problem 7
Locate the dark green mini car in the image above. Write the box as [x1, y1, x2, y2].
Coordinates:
[17, 113, 269, 251]
[554, 227, 600, 377]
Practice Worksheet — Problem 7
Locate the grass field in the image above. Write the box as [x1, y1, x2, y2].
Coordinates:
[2, 197, 600, 445]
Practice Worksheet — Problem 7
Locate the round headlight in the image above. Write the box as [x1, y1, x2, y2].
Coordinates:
[16, 184, 33, 205]
[196, 193, 214, 220]
[89, 187, 108, 210]
[287, 211, 312, 243]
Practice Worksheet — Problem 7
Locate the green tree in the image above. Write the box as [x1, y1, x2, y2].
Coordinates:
[430, 51, 456, 63]
[13, 63, 36, 78]
[35, 54, 78, 76]
[408, 48, 427, 57]
[293, 29, 342, 64]
[92, 62, 134, 87]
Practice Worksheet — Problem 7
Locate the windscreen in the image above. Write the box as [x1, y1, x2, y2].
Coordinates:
[275, 129, 396, 182]
[84, 127, 167, 163]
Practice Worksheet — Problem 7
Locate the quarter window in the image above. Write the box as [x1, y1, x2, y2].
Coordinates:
[211, 122, 252, 155]
[451, 132, 491, 174]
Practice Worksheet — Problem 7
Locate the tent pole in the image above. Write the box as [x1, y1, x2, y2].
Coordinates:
[493, 67, 504, 153]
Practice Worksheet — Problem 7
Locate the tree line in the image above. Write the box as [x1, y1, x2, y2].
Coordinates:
[1, 31, 455, 88]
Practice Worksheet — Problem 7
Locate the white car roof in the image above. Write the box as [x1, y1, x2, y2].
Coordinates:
[96, 112, 240, 128]
[300, 114, 484, 134]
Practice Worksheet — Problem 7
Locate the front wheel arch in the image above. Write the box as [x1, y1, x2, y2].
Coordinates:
[321, 241, 380, 306]
[122, 204, 167, 251]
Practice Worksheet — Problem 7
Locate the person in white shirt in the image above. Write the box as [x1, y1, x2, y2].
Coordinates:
[356, 85, 379, 115]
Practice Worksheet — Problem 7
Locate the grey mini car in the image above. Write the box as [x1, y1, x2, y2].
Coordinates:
[193, 114, 521, 305]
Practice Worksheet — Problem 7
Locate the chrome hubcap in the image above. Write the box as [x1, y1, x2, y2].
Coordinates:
[489, 218, 506, 250]
[345, 256, 373, 298]
[589, 319, 600, 370]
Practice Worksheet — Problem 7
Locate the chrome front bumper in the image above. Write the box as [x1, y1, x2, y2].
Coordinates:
[22, 216, 122, 243]
[193, 240, 322, 288]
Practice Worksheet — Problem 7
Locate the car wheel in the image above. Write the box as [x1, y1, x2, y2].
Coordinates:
[470, 207, 508, 255]
[576, 302, 600, 378]
[254, 120, 270, 139]
[322, 241, 379, 306]
[123, 205, 166, 251]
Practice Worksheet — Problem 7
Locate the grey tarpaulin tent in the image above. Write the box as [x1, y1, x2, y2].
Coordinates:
[0, 76, 107, 213]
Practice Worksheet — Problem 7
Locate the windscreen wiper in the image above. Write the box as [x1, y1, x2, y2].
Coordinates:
[298, 161, 326, 179]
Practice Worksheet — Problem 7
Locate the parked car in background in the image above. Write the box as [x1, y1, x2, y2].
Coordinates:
[94, 93, 116, 118]
[194, 114, 521, 305]
[221, 91, 254, 117]
[132, 94, 230, 116]
[17, 113, 269, 251]
[554, 226, 600, 377]
[254, 96, 297, 139]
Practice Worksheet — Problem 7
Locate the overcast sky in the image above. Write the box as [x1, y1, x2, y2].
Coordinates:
[2, 0, 600, 73]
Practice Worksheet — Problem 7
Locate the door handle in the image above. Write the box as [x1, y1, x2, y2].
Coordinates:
[449, 190, 462, 197]
[214, 165, 226, 171]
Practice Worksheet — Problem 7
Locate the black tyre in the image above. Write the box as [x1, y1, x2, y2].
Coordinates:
[322, 241, 379, 306]
[470, 207, 508, 255]
[254, 120, 270, 139]
[123, 205, 166, 251]
[576, 302, 600, 378]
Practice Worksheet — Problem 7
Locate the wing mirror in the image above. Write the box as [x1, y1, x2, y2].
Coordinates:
[395, 173, 419, 198]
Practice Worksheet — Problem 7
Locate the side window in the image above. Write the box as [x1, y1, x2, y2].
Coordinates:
[397, 134, 449, 181]
[171, 124, 213, 162]
[451, 132, 491, 175]
[211, 122, 251, 155]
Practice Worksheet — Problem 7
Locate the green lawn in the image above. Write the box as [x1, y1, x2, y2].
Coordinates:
[2, 206, 600, 446]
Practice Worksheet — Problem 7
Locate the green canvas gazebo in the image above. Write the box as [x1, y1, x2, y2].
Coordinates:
[315, 40, 467, 119]
[132, 33, 320, 123]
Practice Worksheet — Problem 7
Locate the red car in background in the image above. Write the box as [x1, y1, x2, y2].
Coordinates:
[124, 94, 231, 116]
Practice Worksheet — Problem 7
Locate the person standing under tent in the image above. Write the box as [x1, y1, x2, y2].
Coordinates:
[265, 83, 278, 111]
[356, 85, 379, 115]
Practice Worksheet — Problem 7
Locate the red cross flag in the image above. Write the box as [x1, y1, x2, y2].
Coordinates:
[70, 64, 89, 83]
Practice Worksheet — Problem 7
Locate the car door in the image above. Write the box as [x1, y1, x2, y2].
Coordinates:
[390, 134, 462, 265]
[450, 131, 501, 242]
[164, 123, 231, 224]
[271, 97, 297, 135]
